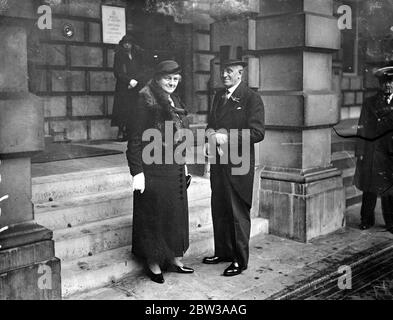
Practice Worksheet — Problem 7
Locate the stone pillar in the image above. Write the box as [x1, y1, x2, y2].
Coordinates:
[0, 1, 61, 299]
[256, 0, 345, 242]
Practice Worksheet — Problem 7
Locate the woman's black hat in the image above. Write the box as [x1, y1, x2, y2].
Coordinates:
[154, 60, 182, 76]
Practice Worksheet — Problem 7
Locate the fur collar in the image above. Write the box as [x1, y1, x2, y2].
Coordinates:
[140, 80, 186, 120]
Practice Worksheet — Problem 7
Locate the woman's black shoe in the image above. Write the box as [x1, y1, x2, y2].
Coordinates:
[146, 269, 165, 283]
[173, 265, 194, 274]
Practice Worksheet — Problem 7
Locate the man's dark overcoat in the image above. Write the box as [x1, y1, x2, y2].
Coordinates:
[354, 92, 393, 196]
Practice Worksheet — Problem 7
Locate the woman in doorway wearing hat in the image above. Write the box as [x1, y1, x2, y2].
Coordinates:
[111, 34, 143, 141]
[126, 60, 194, 283]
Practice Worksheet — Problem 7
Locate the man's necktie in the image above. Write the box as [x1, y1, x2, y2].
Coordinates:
[221, 89, 230, 105]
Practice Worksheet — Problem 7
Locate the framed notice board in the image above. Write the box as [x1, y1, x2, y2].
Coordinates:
[102, 5, 126, 44]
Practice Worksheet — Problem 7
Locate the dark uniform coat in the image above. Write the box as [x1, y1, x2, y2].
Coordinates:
[126, 80, 190, 265]
[354, 92, 393, 196]
[111, 48, 143, 131]
[207, 81, 265, 267]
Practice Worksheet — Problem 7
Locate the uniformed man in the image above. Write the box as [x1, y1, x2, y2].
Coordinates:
[354, 62, 393, 233]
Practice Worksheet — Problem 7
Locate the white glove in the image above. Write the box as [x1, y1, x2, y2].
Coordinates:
[129, 79, 138, 88]
[132, 172, 145, 193]
[215, 132, 228, 145]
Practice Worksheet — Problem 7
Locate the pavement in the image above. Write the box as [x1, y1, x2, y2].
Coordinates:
[66, 201, 393, 300]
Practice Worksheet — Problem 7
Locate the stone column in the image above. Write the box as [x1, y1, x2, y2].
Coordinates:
[0, 1, 61, 299]
[256, 0, 345, 242]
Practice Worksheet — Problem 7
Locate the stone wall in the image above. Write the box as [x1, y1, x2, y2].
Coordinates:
[192, 23, 214, 124]
[340, 75, 363, 119]
[29, 0, 127, 141]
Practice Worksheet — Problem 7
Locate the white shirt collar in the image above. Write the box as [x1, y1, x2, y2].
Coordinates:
[226, 81, 241, 98]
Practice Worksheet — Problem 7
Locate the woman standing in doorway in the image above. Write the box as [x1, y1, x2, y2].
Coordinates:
[126, 60, 194, 283]
[111, 34, 143, 141]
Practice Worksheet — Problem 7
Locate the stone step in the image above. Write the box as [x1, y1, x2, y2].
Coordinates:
[345, 185, 362, 207]
[34, 188, 133, 231]
[61, 245, 138, 297]
[32, 166, 132, 203]
[35, 189, 212, 234]
[33, 174, 211, 229]
[32, 167, 211, 204]
[54, 215, 133, 262]
[52, 196, 214, 262]
[331, 150, 356, 171]
[62, 217, 268, 298]
[342, 167, 355, 188]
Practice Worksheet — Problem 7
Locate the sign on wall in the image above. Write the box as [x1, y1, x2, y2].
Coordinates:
[102, 5, 126, 44]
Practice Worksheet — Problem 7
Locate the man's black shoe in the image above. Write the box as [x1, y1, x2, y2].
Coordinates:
[223, 262, 246, 277]
[202, 256, 231, 264]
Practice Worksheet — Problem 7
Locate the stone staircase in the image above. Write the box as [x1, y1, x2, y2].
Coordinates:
[32, 165, 268, 298]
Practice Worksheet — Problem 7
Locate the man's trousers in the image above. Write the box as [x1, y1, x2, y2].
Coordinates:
[360, 191, 393, 228]
[210, 164, 251, 268]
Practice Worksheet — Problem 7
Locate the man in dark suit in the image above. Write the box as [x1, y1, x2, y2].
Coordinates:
[202, 60, 265, 276]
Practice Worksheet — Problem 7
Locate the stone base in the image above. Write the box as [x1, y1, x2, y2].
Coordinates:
[0, 222, 62, 300]
[259, 167, 345, 242]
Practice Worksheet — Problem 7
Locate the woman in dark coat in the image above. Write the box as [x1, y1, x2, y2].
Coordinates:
[126, 60, 194, 283]
[111, 34, 143, 141]
[354, 63, 393, 233]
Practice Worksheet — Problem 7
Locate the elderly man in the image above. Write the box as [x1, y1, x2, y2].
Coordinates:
[354, 62, 393, 233]
[202, 59, 265, 276]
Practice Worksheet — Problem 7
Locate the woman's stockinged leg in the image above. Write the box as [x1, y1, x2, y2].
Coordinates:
[148, 262, 161, 274]
[172, 257, 184, 267]
[171, 257, 194, 274]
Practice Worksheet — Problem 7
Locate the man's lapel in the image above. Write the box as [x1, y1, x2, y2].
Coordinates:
[216, 82, 246, 123]
[210, 88, 226, 126]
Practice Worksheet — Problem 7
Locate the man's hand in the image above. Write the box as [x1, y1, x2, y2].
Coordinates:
[132, 172, 145, 193]
[215, 132, 228, 145]
[129, 79, 138, 89]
